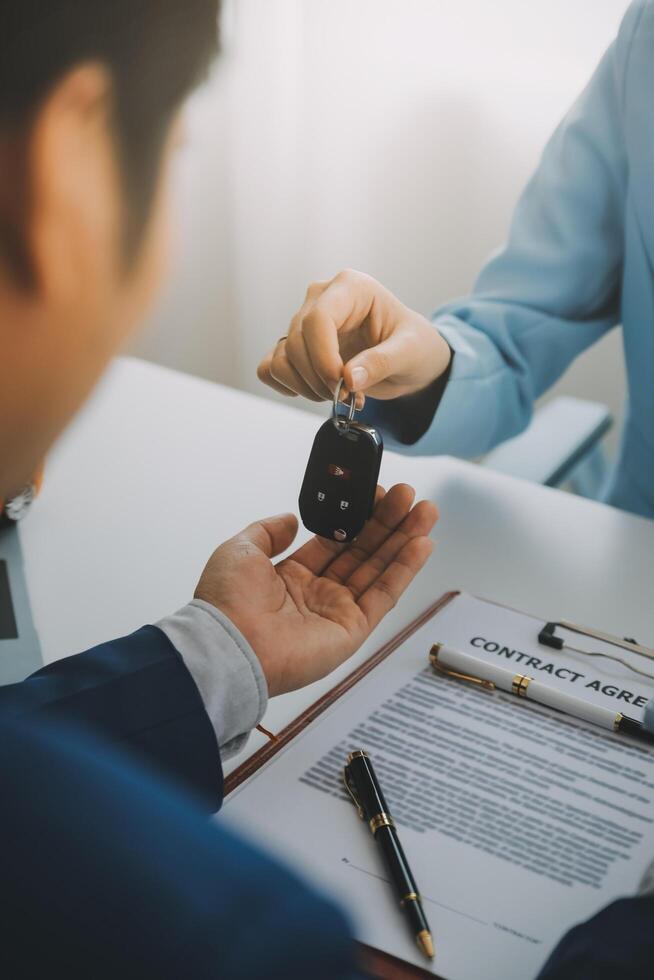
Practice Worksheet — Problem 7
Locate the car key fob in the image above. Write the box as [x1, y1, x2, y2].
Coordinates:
[299, 381, 383, 542]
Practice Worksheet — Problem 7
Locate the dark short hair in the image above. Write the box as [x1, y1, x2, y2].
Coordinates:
[0, 1, 220, 284]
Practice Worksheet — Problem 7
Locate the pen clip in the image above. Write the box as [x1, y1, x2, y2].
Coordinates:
[343, 764, 365, 819]
[429, 644, 495, 691]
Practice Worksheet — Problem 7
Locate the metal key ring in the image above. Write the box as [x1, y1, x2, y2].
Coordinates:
[333, 378, 357, 427]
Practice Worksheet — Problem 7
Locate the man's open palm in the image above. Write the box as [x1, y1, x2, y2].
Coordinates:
[195, 484, 438, 695]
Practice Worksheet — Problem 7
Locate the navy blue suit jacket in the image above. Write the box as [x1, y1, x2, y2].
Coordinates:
[0, 625, 651, 978]
[0, 627, 355, 978]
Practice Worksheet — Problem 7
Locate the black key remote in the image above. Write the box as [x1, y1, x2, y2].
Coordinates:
[299, 384, 383, 542]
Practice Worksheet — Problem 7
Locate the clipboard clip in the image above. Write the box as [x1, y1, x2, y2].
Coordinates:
[538, 622, 654, 681]
[429, 644, 495, 691]
[538, 621, 653, 660]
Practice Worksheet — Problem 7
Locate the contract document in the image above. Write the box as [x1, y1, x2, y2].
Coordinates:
[222, 593, 654, 978]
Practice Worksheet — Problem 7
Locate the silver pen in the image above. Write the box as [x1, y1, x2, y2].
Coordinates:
[430, 643, 654, 744]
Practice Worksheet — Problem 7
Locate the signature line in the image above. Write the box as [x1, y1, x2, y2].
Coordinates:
[342, 859, 490, 927]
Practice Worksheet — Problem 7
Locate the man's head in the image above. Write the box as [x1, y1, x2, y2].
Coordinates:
[0, 1, 219, 498]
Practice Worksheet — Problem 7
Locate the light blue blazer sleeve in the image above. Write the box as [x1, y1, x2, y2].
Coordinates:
[364, 2, 642, 459]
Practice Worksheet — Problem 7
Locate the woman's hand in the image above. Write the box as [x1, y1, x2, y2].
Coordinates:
[257, 270, 451, 405]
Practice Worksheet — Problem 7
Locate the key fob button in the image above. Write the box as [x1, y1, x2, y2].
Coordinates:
[299, 418, 383, 542]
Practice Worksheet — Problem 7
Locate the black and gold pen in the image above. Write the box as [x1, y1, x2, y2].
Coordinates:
[343, 749, 434, 960]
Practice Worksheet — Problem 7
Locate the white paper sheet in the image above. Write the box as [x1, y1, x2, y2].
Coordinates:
[222, 593, 654, 979]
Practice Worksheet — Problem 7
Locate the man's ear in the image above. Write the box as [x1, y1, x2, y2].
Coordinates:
[28, 62, 121, 307]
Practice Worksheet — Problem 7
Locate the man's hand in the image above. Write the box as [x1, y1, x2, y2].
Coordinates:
[257, 270, 451, 405]
[195, 484, 437, 696]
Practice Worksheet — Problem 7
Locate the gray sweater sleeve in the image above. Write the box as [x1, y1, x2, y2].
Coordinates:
[157, 599, 268, 759]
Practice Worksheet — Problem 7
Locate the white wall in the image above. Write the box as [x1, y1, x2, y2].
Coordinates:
[133, 0, 630, 447]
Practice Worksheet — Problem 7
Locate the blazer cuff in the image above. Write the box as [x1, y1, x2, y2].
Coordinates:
[360, 317, 498, 458]
[157, 600, 268, 759]
[403, 315, 512, 458]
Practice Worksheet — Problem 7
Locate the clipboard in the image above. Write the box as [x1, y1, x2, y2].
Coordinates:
[225, 591, 458, 980]
[224, 591, 654, 980]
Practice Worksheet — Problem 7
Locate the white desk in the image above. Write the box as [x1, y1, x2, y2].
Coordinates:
[19, 357, 654, 771]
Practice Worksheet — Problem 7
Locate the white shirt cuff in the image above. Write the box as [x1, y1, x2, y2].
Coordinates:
[156, 599, 268, 759]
